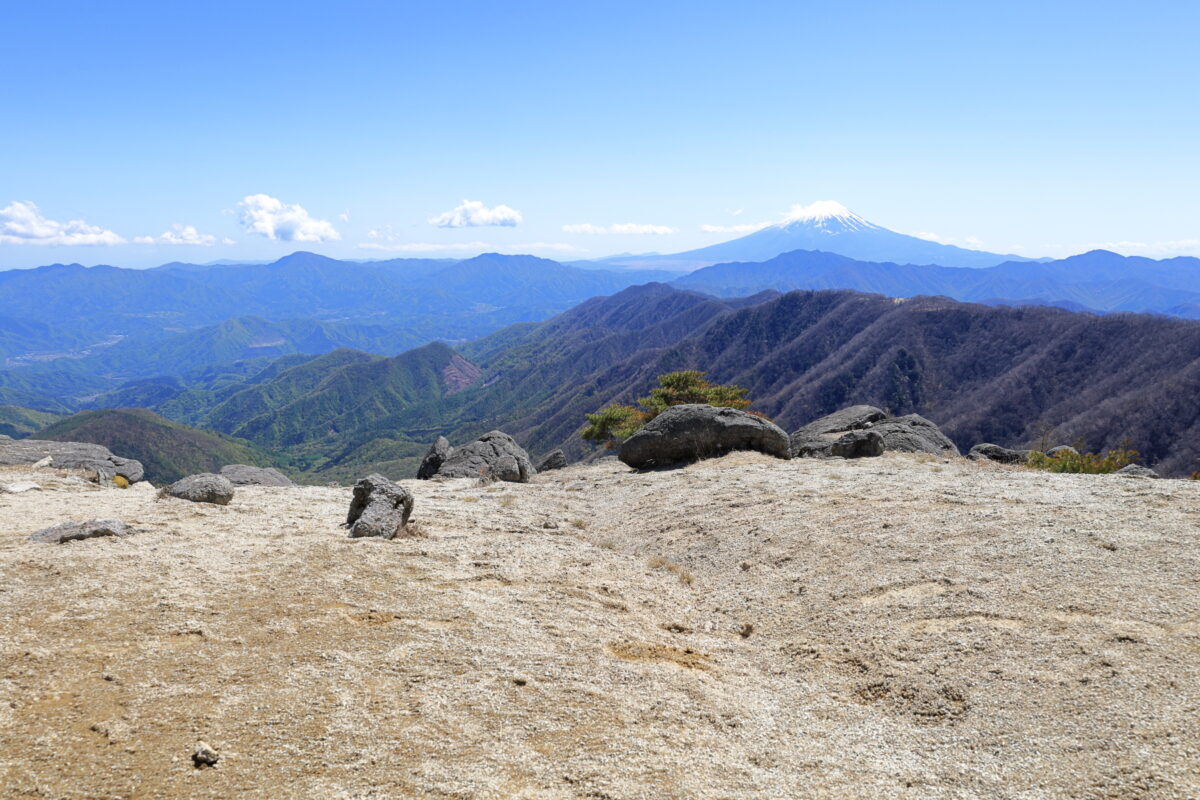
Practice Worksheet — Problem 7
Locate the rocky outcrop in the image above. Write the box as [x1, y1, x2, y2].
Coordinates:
[219, 464, 294, 487]
[29, 519, 133, 544]
[536, 449, 568, 472]
[799, 405, 889, 435]
[968, 443, 1030, 464]
[790, 429, 884, 459]
[790, 407, 958, 459]
[869, 415, 960, 457]
[1115, 464, 1159, 479]
[435, 431, 536, 483]
[619, 405, 790, 469]
[167, 473, 235, 505]
[0, 439, 144, 484]
[346, 474, 414, 538]
[417, 437, 453, 480]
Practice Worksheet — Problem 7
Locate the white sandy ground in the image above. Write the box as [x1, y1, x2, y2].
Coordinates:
[0, 453, 1198, 799]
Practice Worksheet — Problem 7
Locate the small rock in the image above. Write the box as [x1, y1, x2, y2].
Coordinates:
[218, 464, 294, 487]
[542, 520, 559, 529]
[1047, 445, 1079, 457]
[1114, 464, 1159, 479]
[346, 474, 415, 539]
[968, 443, 1030, 464]
[536, 449, 568, 472]
[29, 519, 133, 544]
[166, 473, 236, 505]
[3, 482, 43, 493]
[31, 456, 52, 469]
[192, 741, 219, 768]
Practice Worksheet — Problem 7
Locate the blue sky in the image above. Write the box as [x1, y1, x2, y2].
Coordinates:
[2, 0, 1197, 268]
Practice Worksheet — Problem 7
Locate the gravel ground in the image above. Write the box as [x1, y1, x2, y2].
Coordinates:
[0, 453, 1198, 799]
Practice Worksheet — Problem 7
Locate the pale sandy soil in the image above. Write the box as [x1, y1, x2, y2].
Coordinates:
[1, 453, 1198, 799]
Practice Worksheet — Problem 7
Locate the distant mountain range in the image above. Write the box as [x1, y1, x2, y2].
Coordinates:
[598, 201, 1040, 269]
[671, 248, 1200, 317]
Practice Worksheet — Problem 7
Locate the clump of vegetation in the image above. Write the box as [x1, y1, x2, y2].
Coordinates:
[582, 370, 753, 447]
[647, 555, 695, 587]
[1190, 471, 1199, 481]
[1026, 441, 1140, 474]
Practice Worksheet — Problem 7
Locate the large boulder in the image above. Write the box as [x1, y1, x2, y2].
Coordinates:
[435, 431, 536, 483]
[29, 518, 133, 544]
[790, 407, 959, 458]
[968, 443, 1030, 464]
[1114, 464, 1159, 479]
[416, 436, 453, 479]
[799, 405, 888, 435]
[870, 415, 960, 457]
[0, 439, 144, 484]
[618, 405, 790, 469]
[791, 429, 884, 459]
[536, 449, 568, 472]
[219, 464, 294, 487]
[167, 473, 235, 505]
[346, 474, 415, 538]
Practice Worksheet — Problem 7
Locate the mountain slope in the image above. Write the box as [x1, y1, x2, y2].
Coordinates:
[33, 408, 279, 483]
[0, 405, 63, 438]
[606, 202, 1036, 269]
[450, 287, 1200, 476]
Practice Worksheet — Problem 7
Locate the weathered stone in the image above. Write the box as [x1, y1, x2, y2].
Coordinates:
[1114, 464, 1159, 479]
[219, 464, 294, 487]
[619, 404, 790, 469]
[790, 429, 884, 459]
[417, 437, 453, 479]
[798, 405, 889, 435]
[1047, 445, 1079, 457]
[536, 449, 568, 472]
[436, 431, 536, 483]
[192, 741, 219, 768]
[0, 439, 144, 484]
[29, 518, 132, 544]
[968, 443, 1030, 464]
[346, 474, 414, 538]
[167, 473, 235, 505]
[871, 414, 960, 457]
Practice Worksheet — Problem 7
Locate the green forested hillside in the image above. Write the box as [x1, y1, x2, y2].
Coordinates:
[0, 405, 64, 438]
[33, 408, 280, 484]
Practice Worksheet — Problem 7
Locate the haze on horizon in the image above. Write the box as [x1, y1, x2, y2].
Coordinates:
[1, 0, 1198, 270]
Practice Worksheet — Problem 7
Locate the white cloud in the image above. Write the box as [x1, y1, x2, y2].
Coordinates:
[429, 200, 522, 228]
[700, 221, 772, 234]
[514, 242, 585, 253]
[562, 222, 676, 235]
[0, 200, 126, 245]
[133, 224, 222, 246]
[339, 209, 351, 223]
[912, 231, 986, 249]
[358, 241, 491, 252]
[237, 194, 341, 242]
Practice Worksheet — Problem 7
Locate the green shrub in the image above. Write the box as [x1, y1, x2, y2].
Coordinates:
[581, 371, 754, 446]
[1026, 442, 1140, 474]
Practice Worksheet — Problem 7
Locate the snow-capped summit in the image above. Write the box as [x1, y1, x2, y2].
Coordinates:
[777, 201, 880, 233]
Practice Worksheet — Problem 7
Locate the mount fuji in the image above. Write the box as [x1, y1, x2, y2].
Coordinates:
[601, 201, 1040, 270]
